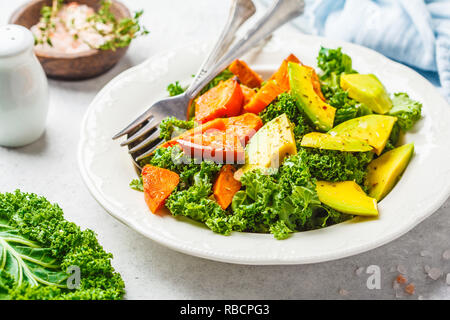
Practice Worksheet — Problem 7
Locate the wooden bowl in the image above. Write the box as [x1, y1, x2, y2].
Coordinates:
[9, 0, 131, 80]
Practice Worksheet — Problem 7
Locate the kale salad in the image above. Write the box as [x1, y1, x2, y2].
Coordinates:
[130, 47, 422, 240]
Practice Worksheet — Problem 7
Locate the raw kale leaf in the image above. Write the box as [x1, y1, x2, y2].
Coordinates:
[317, 47, 356, 80]
[165, 162, 232, 235]
[159, 116, 195, 141]
[318, 48, 372, 125]
[388, 93, 422, 131]
[259, 93, 314, 139]
[293, 147, 373, 187]
[0, 190, 125, 300]
[142, 145, 221, 190]
[129, 176, 144, 192]
[166, 81, 186, 97]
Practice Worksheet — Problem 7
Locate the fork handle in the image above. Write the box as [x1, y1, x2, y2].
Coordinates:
[186, 0, 305, 99]
[189, 0, 256, 91]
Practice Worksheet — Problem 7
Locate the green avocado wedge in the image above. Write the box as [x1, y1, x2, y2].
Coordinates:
[234, 114, 297, 180]
[288, 62, 336, 131]
[340, 74, 392, 114]
[328, 114, 397, 155]
[316, 181, 378, 216]
[301, 132, 373, 152]
[365, 143, 414, 201]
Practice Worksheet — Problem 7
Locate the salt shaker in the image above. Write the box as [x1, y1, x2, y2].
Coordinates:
[0, 24, 49, 147]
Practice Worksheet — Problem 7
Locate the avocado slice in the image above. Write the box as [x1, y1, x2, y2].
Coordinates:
[329, 115, 397, 155]
[288, 62, 336, 131]
[316, 181, 378, 216]
[365, 143, 414, 201]
[340, 74, 392, 114]
[301, 132, 373, 152]
[234, 114, 297, 180]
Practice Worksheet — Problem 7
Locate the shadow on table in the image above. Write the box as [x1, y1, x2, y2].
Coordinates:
[0, 131, 48, 155]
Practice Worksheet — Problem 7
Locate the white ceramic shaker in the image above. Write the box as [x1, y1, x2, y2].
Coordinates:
[0, 24, 49, 147]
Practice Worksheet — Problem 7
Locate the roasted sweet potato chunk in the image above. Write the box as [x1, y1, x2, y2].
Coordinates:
[142, 165, 179, 213]
[243, 80, 284, 114]
[213, 165, 242, 209]
[229, 60, 263, 88]
[195, 78, 244, 123]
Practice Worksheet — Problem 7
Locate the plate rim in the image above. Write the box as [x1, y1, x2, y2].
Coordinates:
[78, 32, 450, 265]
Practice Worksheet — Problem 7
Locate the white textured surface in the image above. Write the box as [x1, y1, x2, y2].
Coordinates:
[1, 0, 450, 299]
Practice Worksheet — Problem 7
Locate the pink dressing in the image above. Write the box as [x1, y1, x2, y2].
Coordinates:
[31, 2, 113, 54]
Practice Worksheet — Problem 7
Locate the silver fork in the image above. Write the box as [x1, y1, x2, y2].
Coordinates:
[113, 0, 256, 157]
[113, 0, 305, 166]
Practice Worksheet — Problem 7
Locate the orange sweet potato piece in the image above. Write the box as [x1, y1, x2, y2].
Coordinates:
[177, 129, 244, 163]
[243, 80, 284, 114]
[268, 53, 301, 92]
[157, 114, 262, 160]
[229, 60, 263, 88]
[243, 54, 301, 114]
[240, 85, 256, 105]
[223, 113, 263, 145]
[213, 165, 242, 209]
[142, 165, 179, 213]
[195, 78, 244, 123]
[157, 118, 224, 150]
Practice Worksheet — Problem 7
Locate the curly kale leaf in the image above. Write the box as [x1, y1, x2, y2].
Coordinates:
[142, 145, 221, 190]
[388, 93, 422, 131]
[269, 220, 292, 240]
[317, 47, 356, 80]
[276, 154, 352, 230]
[165, 162, 232, 235]
[231, 167, 352, 239]
[129, 176, 143, 192]
[0, 190, 125, 300]
[0, 219, 69, 289]
[142, 145, 231, 234]
[231, 172, 280, 235]
[294, 147, 373, 186]
[317, 47, 372, 125]
[259, 93, 314, 139]
[159, 116, 195, 141]
[167, 81, 186, 97]
[322, 85, 373, 125]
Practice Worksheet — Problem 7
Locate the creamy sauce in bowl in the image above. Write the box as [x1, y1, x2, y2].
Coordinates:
[31, 2, 113, 54]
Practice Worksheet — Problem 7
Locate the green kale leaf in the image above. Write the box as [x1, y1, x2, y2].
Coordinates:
[129, 176, 144, 192]
[317, 47, 371, 125]
[293, 147, 373, 186]
[388, 93, 422, 131]
[0, 190, 125, 300]
[159, 116, 195, 141]
[259, 93, 314, 139]
[142, 145, 221, 190]
[167, 81, 186, 97]
[165, 162, 232, 235]
[317, 47, 356, 80]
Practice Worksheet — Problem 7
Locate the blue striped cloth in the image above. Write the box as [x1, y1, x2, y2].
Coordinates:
[265, 0, 450, 101]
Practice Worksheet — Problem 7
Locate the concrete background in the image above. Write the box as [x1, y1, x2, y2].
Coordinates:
[1, 0, 449, 299]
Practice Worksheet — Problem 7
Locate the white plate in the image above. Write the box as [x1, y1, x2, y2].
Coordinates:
[78, 31, 450, 265]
